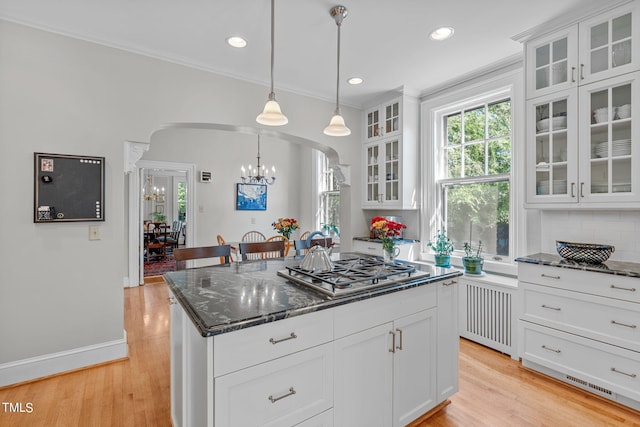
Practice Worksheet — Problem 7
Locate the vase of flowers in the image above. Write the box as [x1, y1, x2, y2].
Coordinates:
[271, 217, 299, 239]
[427, 228, 454, 267]
[370, 216, 406, 262]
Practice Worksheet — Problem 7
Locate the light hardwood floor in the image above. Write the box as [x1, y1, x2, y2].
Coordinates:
[1, 281, 639, 426]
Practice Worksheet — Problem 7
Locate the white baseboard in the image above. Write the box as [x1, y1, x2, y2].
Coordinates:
[0, 333, 128, 387]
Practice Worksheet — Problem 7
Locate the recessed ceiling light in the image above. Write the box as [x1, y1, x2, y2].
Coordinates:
[226, 36, 247, 48]
[430, 27, 454, 41]
[347, 77, 363, 85]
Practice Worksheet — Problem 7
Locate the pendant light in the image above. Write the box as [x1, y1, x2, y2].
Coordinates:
[256, 0, 288, 126]
[324, 5, 351, 136]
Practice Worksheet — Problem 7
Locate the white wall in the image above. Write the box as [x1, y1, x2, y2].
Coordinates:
[0, 20, 361, 383]
[537, 210, 640, 262]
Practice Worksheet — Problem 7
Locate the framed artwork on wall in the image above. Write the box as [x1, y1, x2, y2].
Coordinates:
[236, 183, 267, 211]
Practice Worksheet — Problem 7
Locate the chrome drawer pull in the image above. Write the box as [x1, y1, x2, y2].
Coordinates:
[268, 387, 296, 403]
[611, 320, 637, 329]
[611, 368, 637, 378]
[396, 328, 403, 351]
[542, 304, 561, 311]
[610, 284, 637, 292]
[269, 332, 297, 345]
[541, 274, 561, 280]
[542, 345, 561, 354]
[389, 331, 396, 353]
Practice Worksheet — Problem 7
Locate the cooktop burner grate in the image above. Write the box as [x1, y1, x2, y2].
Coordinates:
[277, 256, 429, 298]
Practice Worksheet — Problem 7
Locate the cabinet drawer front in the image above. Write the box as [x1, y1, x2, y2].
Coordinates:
[294, 409, 333, 427]
[521, 323, 640, 401]
[214, 309, 333, 376]
[522, 283, 640, 352]
[352, 240, 382, 256]
[334, 284, 437, 339]
[519, 263, 640, 303]
[215, 343, 333, 427]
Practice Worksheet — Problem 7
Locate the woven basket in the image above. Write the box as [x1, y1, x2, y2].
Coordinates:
[556, 241, 615, 264]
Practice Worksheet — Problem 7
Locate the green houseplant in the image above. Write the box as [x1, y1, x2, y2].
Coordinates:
[462, 240, 484, 275]
[321, 222, 340, 238]
[152, 211, 167, 223]
[427, 228, 454, 267]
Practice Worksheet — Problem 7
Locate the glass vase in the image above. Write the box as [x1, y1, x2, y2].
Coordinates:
[384, 246, 400, 263]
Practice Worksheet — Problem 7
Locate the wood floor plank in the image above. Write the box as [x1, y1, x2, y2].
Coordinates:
[0, 281, 639, 426]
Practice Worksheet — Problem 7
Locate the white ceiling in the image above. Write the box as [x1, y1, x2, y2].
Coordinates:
[0, 0, 613, 108]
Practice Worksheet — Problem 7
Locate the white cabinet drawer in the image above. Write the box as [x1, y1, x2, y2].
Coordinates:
[521, 323, 640, 402]
[213, 309, 333, 376]
[215, 343, 333, 427]
[294, 409, 333, 427]
[522, 283, 640, 352]
[518, 263, 640, 304]
[334, 282, 438, 339]
[352, 240, 382, 256]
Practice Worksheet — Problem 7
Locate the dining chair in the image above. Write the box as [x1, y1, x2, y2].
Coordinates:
[266, 235, 290, 257]
[173, 245, 231, 270]
[216, 234, 236, 263]
[299, 231, 310, 241]
[158, 220, 181, 252]
[239, 241, 285, 261]
[241, 230, 266, 242]
[146, 223, 169, 260]
[294, 236, 333, 257]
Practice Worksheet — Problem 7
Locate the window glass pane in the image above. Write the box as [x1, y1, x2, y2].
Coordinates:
[444, 181, 510, 256]
[464, 107, 485, 142]
[447, 146, 461, 178]
[488, 100, 511, 138]
[488, 138, 511, 174]
[446, 113, 461, 145]
[464, 143, 485, 176]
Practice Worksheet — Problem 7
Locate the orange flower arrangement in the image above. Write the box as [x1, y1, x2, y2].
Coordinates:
[370, 216, 406, 254]
[272, 217, 299, 239]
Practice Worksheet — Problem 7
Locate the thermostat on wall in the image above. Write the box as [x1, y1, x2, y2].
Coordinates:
[200, 171, 212, 183]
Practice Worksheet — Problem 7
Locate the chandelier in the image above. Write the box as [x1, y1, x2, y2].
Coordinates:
[240, 134, 276, 185]
[142, 175, 165, 202]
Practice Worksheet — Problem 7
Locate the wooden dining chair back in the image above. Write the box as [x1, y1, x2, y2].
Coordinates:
[241, 230, 266, 242]
[239, 241, 285, 261]
[147, 223, 169, 259]
[216, 234, 236, 263]
[299, 231, 310, 241]
[173, 245, 231, 270]
[294, 237, 333, 257]
[266, 235, 290, 257]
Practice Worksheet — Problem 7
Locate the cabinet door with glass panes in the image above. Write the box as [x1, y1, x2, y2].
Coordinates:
[526, 26, 578, 99]
[579, 3, 639, 86]
[578, 71, 639, 203]
[363, 137, 401, 208]
[526, 91, 578, 204]
[365, 98, 401, 142]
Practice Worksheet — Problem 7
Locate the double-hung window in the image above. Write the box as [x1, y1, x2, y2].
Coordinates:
[436, 97, 512, 259]
[317, 153, 340, 236]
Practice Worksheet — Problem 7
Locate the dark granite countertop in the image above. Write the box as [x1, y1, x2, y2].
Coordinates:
[164, 252, 461, 337]
[353, 237, 420, 243]
[515, 253, 640, 278]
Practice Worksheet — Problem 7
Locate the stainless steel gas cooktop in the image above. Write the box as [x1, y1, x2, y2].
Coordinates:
[277, 256, 430, 298]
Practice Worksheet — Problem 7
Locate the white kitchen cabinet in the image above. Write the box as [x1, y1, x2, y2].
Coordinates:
[436, 279, 459, 401]
[333, 281, 454, 427]
[351, 239, 420, 261]
[526, 72, 640, 206]
[526, 2, 639, 99]
[518, 262, 640, 410]
[362, 94, 418, 209]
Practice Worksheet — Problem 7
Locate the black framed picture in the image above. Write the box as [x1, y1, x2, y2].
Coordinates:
[34, 152, 105, 222]
[236, 183, 267, 211]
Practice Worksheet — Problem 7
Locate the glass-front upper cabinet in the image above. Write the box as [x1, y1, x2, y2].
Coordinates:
[579, 4, 639, 86]
[365, 98, 401, 141]
[526, 91, 578, 203]
[365, 144, 380, 204]
[578, 71, 639, 203]
[526, 27, 578, 98]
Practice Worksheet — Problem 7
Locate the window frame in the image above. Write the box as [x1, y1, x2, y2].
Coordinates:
[422, 71, 523, 276]
[316, 152, 340, 238]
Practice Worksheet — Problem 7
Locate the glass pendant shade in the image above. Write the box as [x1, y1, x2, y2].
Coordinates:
[257, 97, 288, 126]
[324, 112, 351, 136]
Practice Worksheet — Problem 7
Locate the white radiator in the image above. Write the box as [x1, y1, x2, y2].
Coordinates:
[459, 276, 518, 359]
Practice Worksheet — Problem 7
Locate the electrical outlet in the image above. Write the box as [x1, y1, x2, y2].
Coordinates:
[89, 225, 100, 240]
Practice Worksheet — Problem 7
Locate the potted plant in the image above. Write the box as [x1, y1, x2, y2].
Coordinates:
[462, 240, 484, 275]
[321, 222, 340, 238]
[427, 228, 454, 267]
[152, 211, 167, 223]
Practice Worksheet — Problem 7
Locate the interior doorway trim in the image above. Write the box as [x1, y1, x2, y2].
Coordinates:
[126, 158, 196, 286]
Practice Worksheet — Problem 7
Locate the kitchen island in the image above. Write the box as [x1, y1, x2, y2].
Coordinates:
[165, 253, 462, 427]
